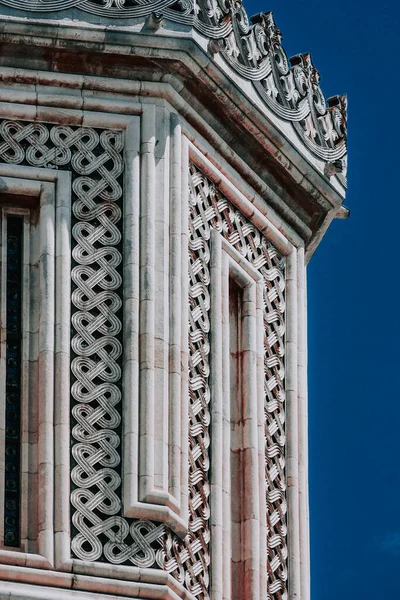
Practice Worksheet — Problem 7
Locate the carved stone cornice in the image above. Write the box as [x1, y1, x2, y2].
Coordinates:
[0, 0, 347, 183]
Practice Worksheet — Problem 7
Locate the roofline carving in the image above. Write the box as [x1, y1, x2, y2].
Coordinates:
[0, 0, 347, 179]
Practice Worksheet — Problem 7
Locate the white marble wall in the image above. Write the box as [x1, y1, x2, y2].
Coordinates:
[0, 76, 310, 600]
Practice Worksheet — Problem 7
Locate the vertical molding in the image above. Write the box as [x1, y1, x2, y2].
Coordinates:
[169, 112, 183, 506]
[28, 205, 39, 553]
[54, 171, 72, 568]
[240, 280, 260, 599]
[122, 111, 188, 533]
[122, 117, 141, 513]
[221, 249, 231, 600]
[297, 246, 310, 600]
[153, 105, 169, 495]
[180, 133, 190, 526]
[139, 104, 157, 501]
[286, 248, 300, 599]
[210, 229, 223, 600]
[37, 182, 55, 566]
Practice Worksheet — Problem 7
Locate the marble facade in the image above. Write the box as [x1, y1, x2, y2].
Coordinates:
[0, 2, 347, 599]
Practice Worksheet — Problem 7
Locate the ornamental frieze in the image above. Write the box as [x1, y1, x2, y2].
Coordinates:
[0, 0, 347, 175]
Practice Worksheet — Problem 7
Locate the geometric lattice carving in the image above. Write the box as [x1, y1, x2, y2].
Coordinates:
[69, 128, 126, 563]
[187, 163, 287, 600]
[0, 1, 347, 173]
[67, 126, 168, 567]
[163, 166, 213, 598]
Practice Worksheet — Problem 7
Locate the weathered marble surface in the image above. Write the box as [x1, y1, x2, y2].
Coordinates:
[0, 3, 346, 599]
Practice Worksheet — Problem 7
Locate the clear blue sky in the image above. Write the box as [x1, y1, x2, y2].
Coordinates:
[241, 1, 399, 597]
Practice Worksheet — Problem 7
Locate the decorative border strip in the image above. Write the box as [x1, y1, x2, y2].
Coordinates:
[0, 0, 347, 174]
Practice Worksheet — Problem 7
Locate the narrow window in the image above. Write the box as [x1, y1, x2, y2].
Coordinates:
[229, 278, 245, 596]
[2, 215, 23, 547]
[1, 204, 35, 552]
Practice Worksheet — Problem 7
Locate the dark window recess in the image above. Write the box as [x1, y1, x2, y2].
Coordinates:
[4, 216, 23, 548]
